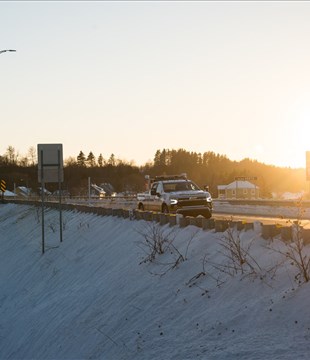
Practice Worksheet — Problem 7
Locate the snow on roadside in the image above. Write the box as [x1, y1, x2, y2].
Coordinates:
[1, 203, 310, 360]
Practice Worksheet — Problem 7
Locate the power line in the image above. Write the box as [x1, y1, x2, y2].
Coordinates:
[0, 49, 17, 54]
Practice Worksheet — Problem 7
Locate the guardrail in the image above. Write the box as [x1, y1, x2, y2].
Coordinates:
[2, 195, 309, 206]
[2, 197, 310, 215]
[3, 198, 309, 244]
[2, 197, 310, 243]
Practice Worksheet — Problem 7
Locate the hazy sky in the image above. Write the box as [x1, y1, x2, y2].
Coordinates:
[1, 1, 310, 168]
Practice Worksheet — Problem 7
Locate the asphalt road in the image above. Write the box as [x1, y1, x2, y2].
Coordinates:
[213, 212, 310, 229]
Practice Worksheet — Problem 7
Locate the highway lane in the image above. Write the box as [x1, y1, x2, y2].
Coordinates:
[213, 212, 310, 229]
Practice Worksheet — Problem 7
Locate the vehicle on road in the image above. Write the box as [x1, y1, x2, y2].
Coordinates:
[137, 174, 213, 218]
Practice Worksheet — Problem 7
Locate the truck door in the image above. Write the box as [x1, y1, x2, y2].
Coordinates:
[147, 182, 157, 211]
[150, 182, 163, 212]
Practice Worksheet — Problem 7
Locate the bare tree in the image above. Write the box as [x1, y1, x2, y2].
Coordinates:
[27, 146, 37, 166]
[5, 146, 18, 165]
[272, 222, 310, 284]
[19, 156, 29, 167]
[210, 227, 280, 284]
[64, 156, 77, 166]
[136, 222, 199, 276]
[269, 198, 310, 284]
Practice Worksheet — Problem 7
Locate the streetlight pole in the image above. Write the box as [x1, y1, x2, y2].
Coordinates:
[0, 49, 16, 54]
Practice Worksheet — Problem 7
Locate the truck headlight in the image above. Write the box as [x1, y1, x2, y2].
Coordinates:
[170, 198, 178, 205]
[206, 196, 212, 202]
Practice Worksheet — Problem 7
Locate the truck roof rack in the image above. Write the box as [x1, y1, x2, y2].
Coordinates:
[154, 173, 187, 181]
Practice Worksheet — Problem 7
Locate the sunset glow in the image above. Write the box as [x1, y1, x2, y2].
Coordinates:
[1, 1, 310, 168]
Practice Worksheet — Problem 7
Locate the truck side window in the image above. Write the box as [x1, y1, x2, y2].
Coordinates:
[151, 183, 158, 195]
[156, 183, 163, 194]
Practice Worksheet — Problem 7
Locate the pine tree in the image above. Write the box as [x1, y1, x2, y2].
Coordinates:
[108, 153, 116, 166]
[86, 151, 96, 167]
[77, 151, 86, 167]
[98, 153, 104, 167]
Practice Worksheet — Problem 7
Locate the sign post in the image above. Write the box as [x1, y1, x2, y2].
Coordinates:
[38, 144, 64, 254]
[1, 179, 6, 201]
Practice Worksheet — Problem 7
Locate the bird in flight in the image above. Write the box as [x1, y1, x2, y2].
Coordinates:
[0, 49, 17, 54]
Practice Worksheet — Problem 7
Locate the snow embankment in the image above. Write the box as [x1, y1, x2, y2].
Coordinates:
[1, 203, 310, 360]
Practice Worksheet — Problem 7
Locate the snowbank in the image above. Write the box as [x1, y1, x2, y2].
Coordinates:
[0, 190, 16, 197]
[1, 203, 310, 360]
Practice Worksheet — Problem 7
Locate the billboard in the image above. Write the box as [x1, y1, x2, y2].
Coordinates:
[38, 144, 64, 183]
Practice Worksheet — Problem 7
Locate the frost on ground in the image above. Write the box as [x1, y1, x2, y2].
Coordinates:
[0, 203, 310, 360]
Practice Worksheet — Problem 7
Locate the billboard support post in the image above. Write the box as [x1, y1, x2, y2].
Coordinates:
[38, 144, 64, 254]
[58, 149, 63, 243]
[40, 149, 45, 254]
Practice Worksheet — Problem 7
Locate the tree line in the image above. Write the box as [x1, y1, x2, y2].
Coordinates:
[0, 146, 308, 198]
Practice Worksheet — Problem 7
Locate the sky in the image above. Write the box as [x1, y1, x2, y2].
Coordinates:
[1, 202, 310, 359]
[1, 1, 310, 168]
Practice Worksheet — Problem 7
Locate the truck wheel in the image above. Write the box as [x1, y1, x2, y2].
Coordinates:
[162, 204, 169, 213]
[203, 209, 212, 219]
[138, 203, 144, 211]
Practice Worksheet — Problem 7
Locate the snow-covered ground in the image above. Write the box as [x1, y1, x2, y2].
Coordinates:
[1, 203, 310, 360]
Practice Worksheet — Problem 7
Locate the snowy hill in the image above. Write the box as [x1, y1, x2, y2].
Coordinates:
[1, 203, 310, 360]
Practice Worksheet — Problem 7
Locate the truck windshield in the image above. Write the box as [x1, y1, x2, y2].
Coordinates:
[163, 181, 200, 192]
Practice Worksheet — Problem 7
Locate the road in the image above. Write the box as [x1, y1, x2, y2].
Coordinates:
[213, 212, 310, 229]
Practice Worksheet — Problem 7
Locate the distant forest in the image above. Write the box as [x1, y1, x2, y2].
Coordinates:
[0, 146, 308, 198]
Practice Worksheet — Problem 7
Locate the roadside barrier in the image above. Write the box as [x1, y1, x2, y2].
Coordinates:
[3, 199, 309, 244]
[261, 224, 281, 240]
[302, 229, 310, 244]
[281, 227, 292, 242]
[169, 214, 177, 227]
[159, 213, 169, 226]
[215, 220, 229, 232]
[179, 216, 189, 228]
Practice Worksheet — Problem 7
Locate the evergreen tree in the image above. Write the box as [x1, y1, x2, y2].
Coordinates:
[77, 151, 86, 167]
[108, 153, 116, 166]
[154, 150, 161, 166]
[159, 149, 167, 166]
[98, 153, 104, 167]
[86, 151, 96, 167]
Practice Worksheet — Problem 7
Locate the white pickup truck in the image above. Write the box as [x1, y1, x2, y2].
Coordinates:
[137, 174, 213, 218]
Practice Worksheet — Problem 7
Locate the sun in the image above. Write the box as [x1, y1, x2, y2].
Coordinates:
[286, 97, 310, 168]
[293, 119, 310, 168]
